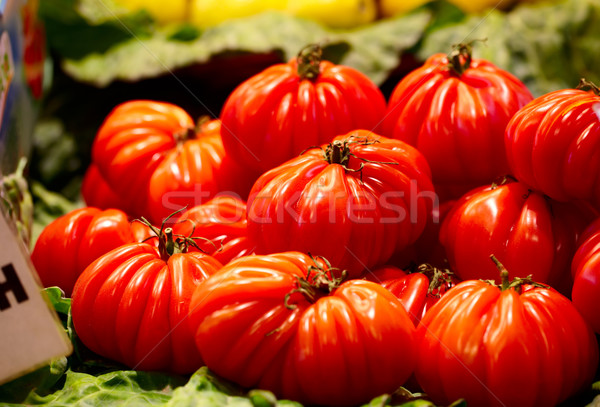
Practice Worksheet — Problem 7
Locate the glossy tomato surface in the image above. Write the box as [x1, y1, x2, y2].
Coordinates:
[31, 207, 147, 297]
[382, 48, 533, 199]
[246, 130, 435, 278]
[92, 101, 253, 223]
[505, 87, 600, 206]
[571, 217, 600, 333]
[171, 195, 256, 265]
[416, 278, 599, 407]
[188, 252, 416, 406]
[220, 45, 387, 172]
[71, 242, 222, 374]
[440, 180, 595, 294]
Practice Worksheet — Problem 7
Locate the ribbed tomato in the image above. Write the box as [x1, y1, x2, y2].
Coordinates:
[31, 207, 153, 297]
[171, 195, 255, 265]
[188, 252, 416, 406]
[505, 82, 600, 207]
[439, 179, 595, 294]
[220, 44, 387, 173]
[381, 44, 533, 200]
[246, 130, 435, 278]
[92, 101, 253, 224]
[571, 217, 600, 333]
[416, 267, 599, 407]
[71, 228, 222, 374]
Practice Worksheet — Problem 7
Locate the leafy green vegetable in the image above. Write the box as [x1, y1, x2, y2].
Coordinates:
[31, 181, 81, 247]
[418, 0, 600, 96]
[57, 10, 430, 87]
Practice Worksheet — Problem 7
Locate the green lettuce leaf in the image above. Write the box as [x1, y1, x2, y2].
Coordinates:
[58, 10, 431, 87]
[418, 0, 600, 96]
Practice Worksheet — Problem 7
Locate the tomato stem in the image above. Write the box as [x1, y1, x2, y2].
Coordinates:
[284, 255, 346, 310]
[297, 44, 322, 81]
[488, 254, 549, 293]
[416, 263, 456, 296]
[445, 39, 485, 76]
[577, 78, 600, 96]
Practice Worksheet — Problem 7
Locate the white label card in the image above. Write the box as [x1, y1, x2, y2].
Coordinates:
[0, 213, 72, 385]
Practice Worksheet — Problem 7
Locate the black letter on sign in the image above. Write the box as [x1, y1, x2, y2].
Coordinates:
[0, 263, 28, 311]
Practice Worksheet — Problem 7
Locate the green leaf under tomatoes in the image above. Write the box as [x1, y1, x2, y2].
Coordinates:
[55, 10, 431, 88]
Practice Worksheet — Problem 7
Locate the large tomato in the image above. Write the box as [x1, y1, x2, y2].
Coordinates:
[188, 252, 416, 406]
[220, 44, 387, 173]
[31, 207, 153, 297]
[381, 44, 533, 200]
[171, 195, 256, 265]
[71, 228, 222, 374]
[440, 179, 595, 294]
[505, 82, 600, 207]
[571, 217, 600, 333]
[246, 130, 435, 278]
[92, 102, 254, 224]
[415, 267, 599, 407]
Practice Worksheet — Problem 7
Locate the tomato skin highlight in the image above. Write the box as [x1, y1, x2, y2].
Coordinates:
[415, 279, 599, 407]
[220, 52, 387, 173]
[505, 88, 600, 207]
[72, 242, 222, 374]
[31, 207, 150, 297]
[440, 180, 595, 294]
[188, 252, 416, 406]
[382, 52, 533, 200]
[246, 130, 435, 278]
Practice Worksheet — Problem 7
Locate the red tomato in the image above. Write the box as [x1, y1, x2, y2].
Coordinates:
[246, 130, 435, 278]
[440, 179, 595, 294]
[366, 264, 458, 325]
[188, 252, 416, 406]
[31, 207, 152, 297]
[171, 195, 256, 265]
[220, 44, 387, 173]
[382, 44, 533, 200]
[81, 164, 129, 213]
[415, 269, 599, 407]
[71, 230, 222, 374]
[571, 217, 600, 333]
[505, 83, 600, 206]
[92, 102, 254, 224]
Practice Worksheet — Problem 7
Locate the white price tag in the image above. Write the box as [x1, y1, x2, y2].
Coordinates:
[0, 213, 72, 385]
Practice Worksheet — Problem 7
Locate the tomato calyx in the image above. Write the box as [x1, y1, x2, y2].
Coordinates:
[485, 255, 550, 293]
[284, 255, 347, 310]
[296, 43, 322, 81]
[577, 78, 600, 96]
[136, 209, 219, 261]
[173, 127, 196, 146]
[415, 263, 456, 297]
[323, 137, 398, 180]
[445, 40, 485, 76]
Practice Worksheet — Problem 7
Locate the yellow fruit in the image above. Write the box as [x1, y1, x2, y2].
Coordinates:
[286, 0, 377, 29]
[117, 0, 188, 24]
[190, 0, 287, 29]
[379, 0, 430, 18]
[448, 0, 511, 13]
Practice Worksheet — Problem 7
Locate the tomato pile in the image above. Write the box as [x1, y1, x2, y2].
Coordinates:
[31, 43, 600, 406]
